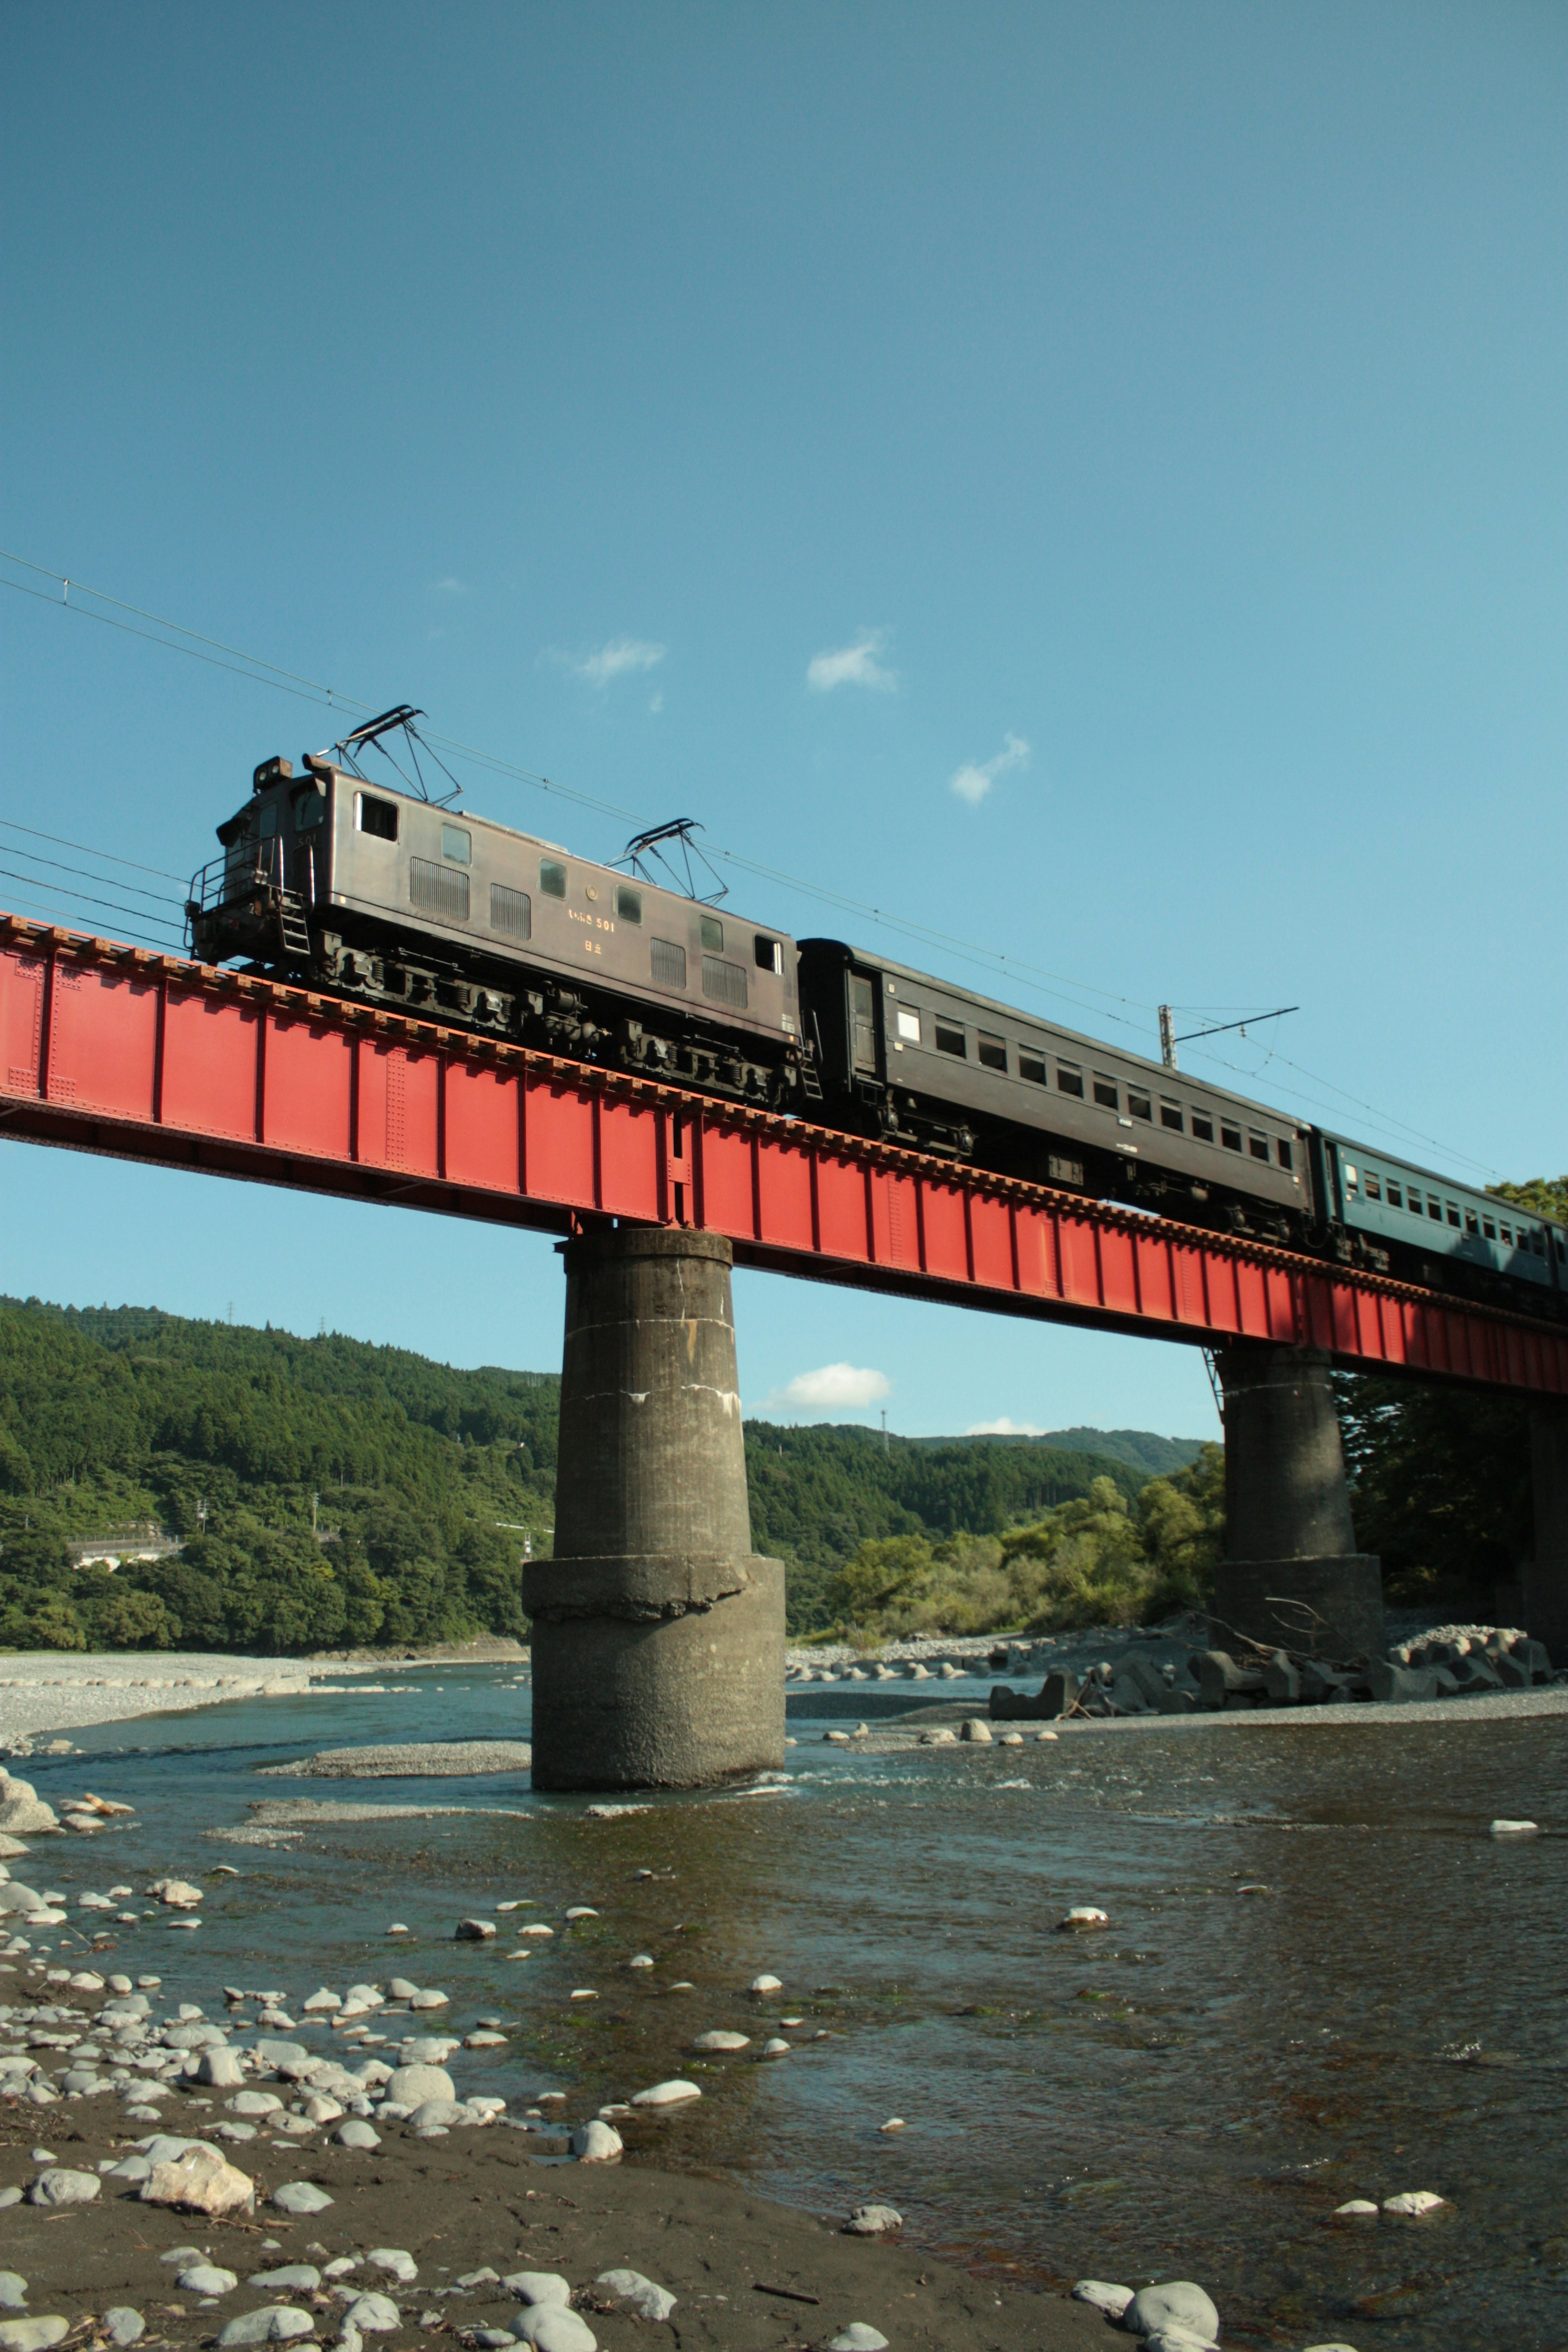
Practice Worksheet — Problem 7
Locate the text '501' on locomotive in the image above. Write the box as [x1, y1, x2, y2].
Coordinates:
[187, 745, 1567, 1323]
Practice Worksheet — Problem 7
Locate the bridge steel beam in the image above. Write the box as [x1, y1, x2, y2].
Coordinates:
[2, 915, 1566, 1394]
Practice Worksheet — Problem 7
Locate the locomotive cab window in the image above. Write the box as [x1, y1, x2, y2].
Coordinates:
[616, 886, 643, 924]
[1056, 1062, 1084, 1098]
[935, 1020, 967, 1058]
[1128, 1090, 1152, 1122]
[700, 915, 724, 953]
[1093, 1074, 1118, 1110]
[356, 794, 399, 841]
[292, 788, 325, 830]
[895, 1007, 922, 1045]
[441, 825, 471, 865]
[1160, 1099, 1183, 1131]
[754, 933, 782, 973]
[258, 802, 279, 838]
[978, 1031, 1007, 1071]
[540, 858, 567, 898]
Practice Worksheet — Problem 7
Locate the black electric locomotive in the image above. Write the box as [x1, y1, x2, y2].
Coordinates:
[187, 746, 1567, 1321]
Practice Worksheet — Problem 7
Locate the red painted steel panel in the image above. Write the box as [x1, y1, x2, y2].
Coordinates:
[263, 1015, 353, 1160]
[815, 1156, 871, 1263]
[48, 964, 158, 1120]
[593, 1094, 661, 1222]
[920, 1183, 969, 1283]
[2, 918, 1564, 1396]
[969, 1194, 1015, 1292]
[754, 1136, 816, 1253]
[696, 1122, 755, 1241]
[524, 1073, 597, 1208]
[0, 952, 46, 1096]
[161, 991, 258, 1141]
[444, 1062, 522, 1196]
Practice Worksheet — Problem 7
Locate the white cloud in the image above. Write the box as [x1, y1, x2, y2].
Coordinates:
[431, 576, 467, 595]
[950, 731, 1030, 806]
[763, 1362, 892, 1413]
[550, 638, 668, 690]
[965, 1416, 1046, 1436]
[649, 690, 664, 715]
[806, 629, 898, 695]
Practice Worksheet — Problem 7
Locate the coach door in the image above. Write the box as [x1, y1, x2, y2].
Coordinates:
[849, 970, 881, 1078]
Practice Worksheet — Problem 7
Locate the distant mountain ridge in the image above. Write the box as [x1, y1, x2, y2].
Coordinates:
[905, 1426, 1205, 1478]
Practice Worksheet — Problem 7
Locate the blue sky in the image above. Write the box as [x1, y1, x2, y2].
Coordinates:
[2, 2, 1564, 1441]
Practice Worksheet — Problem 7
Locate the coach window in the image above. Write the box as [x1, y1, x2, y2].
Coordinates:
[700, 915, 724, 953]
[1128, 1090, 1152, 1122]
[895, 1007, 922, 1045]
[1364, 1172, 1381, 1199]
[1191, 1110, 1214, 1141]
[1447, 1203, 1461, 1227]
[935, 1020, 967, 1057]
[1464, 1209, 1479, 1235]
[1482, 1216, 1496, 1240]
[1428, 1197, 1443, 1221]
[1221, 1123, 1243, 1152]
[540, 858, 567, 898]
[1499, 1221, 1512, 1245]
[441, 824, 471, 865]
[1093, 1074, 1119, 1110]
[978, 1032, 1007, 1072]
[754, 933, 783, 973]
[1020, 1049, 1047, 1084]
[1160, 1098, 1183, 1131]
[1056, 1061, 1085, 1098]
[1249, 1131, 1270, 1162]
[1385, 1178, 1400, 1207]
[356, 793, 398, 840]
[1278, 1138, 1294, 1171]
[615, 886, 643, 924]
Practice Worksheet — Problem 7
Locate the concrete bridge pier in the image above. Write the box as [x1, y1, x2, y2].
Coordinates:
[1209, 1342, 1384, 1662]
[524, 1226, 785, 1791]
[1521, 1397, 1568, 1662]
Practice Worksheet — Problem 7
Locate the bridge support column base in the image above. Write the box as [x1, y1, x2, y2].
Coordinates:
[525, 1225, 784, 1791]
[1521, 1399, 1568, 1664]
[1214, 1341, 1383, 1664]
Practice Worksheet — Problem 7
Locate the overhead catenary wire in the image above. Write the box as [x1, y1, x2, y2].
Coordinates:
[0, 546, 1509, 1185]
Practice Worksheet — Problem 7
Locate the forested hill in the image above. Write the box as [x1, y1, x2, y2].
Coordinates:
[904, 1427, 1203, 1478]
[0, 1294, 1195, 1648]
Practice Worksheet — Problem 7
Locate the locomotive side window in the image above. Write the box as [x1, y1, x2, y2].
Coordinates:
[1056, 1061, 1085, 1097]
[1020, 1049, 1047, 1084]
[896, 1008, 923, 1045]
[1278, 1139, 1294, 1171]
[410, 858, 470, 921]
[754, 933, 782, 973]
[651, 938, 687, 989]
[617, 887, 643, 924]
[1093, 1074, 1118, 1109]
[441, 824, 471, 865]
[1128, 1089, 1152, 1122]
[978, 1032, 1007, 1071]
[540, 858, 567, 898]
[1221, 1123, 1242, 1152]
[935, 1020, 967, 1058]
[702, 954, 748, 1010]
[490, 884, 531, 940]
[1191, 1110, 1214, 1140]
[1160, 1098, 1183, 1130]
[356, 794, 399, 840]
[700, 915, 724, 953]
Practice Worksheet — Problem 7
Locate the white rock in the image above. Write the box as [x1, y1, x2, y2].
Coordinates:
[250, 2269, 323, 2292]
[0, 2324, 70, 2352]
[335, 2121, 380, 2149]
[406, 2100, 469, 2129]
[338, 2295, 399, 2334]
[214, 2311, 314, 2347]
[1334, 2199, 1379, 2217]
[748, 1973, 783, 1993]
[177, 2264, 238, 2296]
[198, 2049, 247, 2089]
[570, 2121, 623, 2163]
[1142, 2332, 1219, 2352]
[102, 2313, 145, 2347]
[142, 2145, 254, 2216]
[1073, 2282, 1134, 2317]
[27, 2170, 98, 2206]
[760, 2038, 791, 2057]
[513, 2311, 595, 2352]
[228, 2092, 283, 2117]
[385, 2064, 454, 2105]
[1383, 2190, 1447, 2216]
[0, 2279, 24, 2312]
[918, 1729, 956, 1745]
[959, 1718, 991, 1743]
[843, 2203, 902, 2235]
[627, 1955, 654, 1969]
[630, 2079, 701, 2107]
[302, 1989, 341, 2012]
[272, 2181, 334, 2214]
[1059, 1906, 1109, 1931]
[595, 2270, 675, 2323]
[1126, 2282, 1220, 2341]
[147, 1879, 203, 1909]
[503, 2273, 572, 2307]
[826, 2331, 887, 2352]
[1489, 1819, 1538, 1836]
[692, 2031, 750, 2052]
[408, 1989, 448, 2009]
[365, 2252, 416, 2285]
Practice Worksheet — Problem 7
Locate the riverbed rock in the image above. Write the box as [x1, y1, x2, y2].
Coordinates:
[959, 1718, 992, 1743]
[1490, 1819, 1539, 1837]
[1058, 1906, 1109, 1931]
[365, 2252, 417, 2285]
[142, 2146, 254, 2216]
[338, 2296, 398, 2334]
[228, 2092, 283, 2116]
[1072, 2283, 1134, 2317]
[385, 2065, 454, 2106]
[692, 2031, 750, 2052]
[749, 1973, 783, 1993]
[147, 1879, 203, 1909]
[250, 2270, 323, 2293]
[595, 2270, 675, 2322]
[272, 2181, 334, 2215]
[455, 1921, 496, 1942]
[0, 2278, 24, 2312]
[570, 2122, 622, 2163]
[1126, 2282, 1220, 2341]
[630, 2080, 700, 2107]
[512, 2310, 596, 2352]
[503, 2274, 571, 2308]
[27, 2169, 98, 2206]
[214, 2310, 315, 2347]
[0, 2323, 69, 2352]
[198, 2048, 247, 2089]
[102, 2312, 145, 2346]
[177, 2264, 239, 2296]
[1383, 2189, 1447, 2216]
[826, 2331, 887, 2352]
[1333, 2199, 1379, 2217]
[843, 2204, 902, 2235]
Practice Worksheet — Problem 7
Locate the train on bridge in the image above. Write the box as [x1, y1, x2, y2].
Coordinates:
[186, 743, 1566, 1323]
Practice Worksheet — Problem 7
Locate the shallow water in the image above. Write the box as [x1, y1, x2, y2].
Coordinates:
[22, 1667, 1568, 2350]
